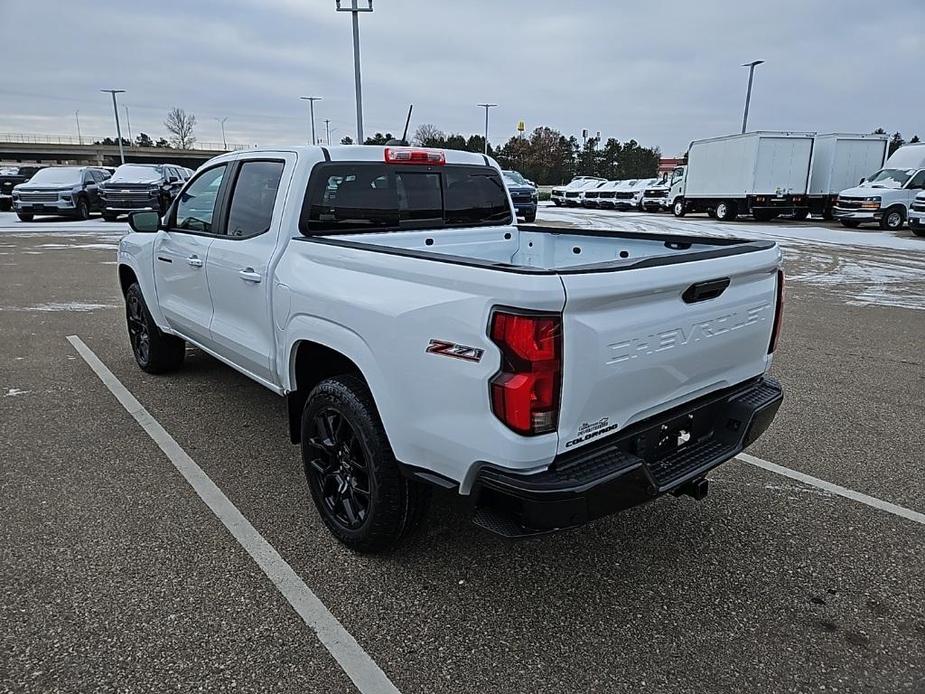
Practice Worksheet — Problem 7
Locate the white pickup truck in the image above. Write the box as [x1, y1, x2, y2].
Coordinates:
[117, 145, 785, 552]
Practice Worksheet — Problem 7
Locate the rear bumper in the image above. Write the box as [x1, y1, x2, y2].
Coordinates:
[473, 376, 783, 537]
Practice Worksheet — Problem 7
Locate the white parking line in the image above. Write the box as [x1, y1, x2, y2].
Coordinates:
[66, 335, 401, 694]
[737, 452, 925, 526]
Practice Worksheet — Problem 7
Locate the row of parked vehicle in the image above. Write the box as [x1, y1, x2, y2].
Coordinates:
[550, 133, 925, 235]
[0, 162, 194, 222]
[551, 176, 671, 212]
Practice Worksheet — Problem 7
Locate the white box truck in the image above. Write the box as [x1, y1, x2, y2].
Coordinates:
[670, 131, 815, 222]
[806, 133, 889, 220]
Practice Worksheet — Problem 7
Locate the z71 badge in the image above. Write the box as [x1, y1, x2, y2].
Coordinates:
[425, 339, 484, 363]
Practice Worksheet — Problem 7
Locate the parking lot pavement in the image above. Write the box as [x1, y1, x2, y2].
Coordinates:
[2, 227, 924, 693]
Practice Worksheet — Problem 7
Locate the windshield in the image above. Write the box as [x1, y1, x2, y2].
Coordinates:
[26, 167, 82, 186]
[110, 165, 163, 183]
[0, 166, 20, 176]
[865, 168, 914, 189]
[503, 170, 527, 185]
[502, 175, 521, 187]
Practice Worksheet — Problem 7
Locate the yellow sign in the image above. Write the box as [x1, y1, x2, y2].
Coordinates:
[517, 120, 525, 132]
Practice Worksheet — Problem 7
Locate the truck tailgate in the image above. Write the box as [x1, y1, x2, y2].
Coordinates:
[557, 247, 780, 455]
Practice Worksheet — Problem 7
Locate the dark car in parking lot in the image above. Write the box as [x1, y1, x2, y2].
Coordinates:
[1, 164, 45, 211]
[99, 163, 187, 221]
[502, 170, 537, 222]
[11, 166, 110, 221]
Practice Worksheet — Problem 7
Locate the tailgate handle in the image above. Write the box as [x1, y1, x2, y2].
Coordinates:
[683, 278, 730, 304]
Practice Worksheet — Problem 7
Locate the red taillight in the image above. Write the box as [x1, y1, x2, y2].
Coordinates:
[489, 310, 562, 436]
[768, 269, 784, 353]
[384, 147, 445, 165]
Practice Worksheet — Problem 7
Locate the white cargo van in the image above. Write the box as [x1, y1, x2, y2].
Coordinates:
[670, 131, 814, 222]
[833, 143, 925, 230]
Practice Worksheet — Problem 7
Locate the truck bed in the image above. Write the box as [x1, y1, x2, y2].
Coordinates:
[300, 225, 775, 273]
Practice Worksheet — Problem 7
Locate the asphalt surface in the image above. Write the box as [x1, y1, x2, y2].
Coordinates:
[1, 211, 923, 693]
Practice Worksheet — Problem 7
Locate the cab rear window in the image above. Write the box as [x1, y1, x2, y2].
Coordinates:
[300, 163, 512, 235]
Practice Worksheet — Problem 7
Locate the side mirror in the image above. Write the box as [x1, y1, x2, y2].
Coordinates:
[859, 177, 866, 185]
[129, 210, 161, 233]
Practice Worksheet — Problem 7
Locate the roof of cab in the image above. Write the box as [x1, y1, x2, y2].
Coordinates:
[214, 144, 491, 167]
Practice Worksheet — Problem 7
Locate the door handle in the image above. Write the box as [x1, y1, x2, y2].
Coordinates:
[187, 255, 203, 268]
[239, 268, 262, 283]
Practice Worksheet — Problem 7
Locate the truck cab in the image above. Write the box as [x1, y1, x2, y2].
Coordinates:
[833, 145, 925, 230]
[908, 191, 925, 237]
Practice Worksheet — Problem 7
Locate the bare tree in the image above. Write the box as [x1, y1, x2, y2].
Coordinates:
[413, 123, 445, 147]
[164, 107, 197, 149]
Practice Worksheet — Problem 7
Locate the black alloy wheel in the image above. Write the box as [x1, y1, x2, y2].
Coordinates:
[306, 408, 372, 530]
[126, 290, 150, 365]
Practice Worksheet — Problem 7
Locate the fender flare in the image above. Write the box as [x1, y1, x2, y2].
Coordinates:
[281, 314, 398, 441]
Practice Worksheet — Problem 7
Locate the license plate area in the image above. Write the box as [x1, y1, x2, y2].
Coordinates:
[629, 400, 722, 463]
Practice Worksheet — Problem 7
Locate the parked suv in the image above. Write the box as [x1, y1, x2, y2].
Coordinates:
[99, 164, 186, 221]
[1, 164, 45, 211]
[502, 171, 538, 222]
[11, 166, 109, 221]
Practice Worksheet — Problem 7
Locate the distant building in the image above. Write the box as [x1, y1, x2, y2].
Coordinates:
[658, 157, 683, 174]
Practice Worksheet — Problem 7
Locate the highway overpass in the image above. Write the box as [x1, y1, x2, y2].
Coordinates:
[0, 135, 252, 168]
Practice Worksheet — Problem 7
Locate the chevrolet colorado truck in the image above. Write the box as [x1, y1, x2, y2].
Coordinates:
[117, 145, 784, 552]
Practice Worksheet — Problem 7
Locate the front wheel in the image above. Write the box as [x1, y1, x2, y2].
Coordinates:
[911, 225, 925, 238]
[672, 199, 686, 217]
[103, 212, 119, 222]
[753, 209, 777, 222]
[524, 209, 537, 223]
[75, 197, 90, 220]
[301, 375, 430, 553]
[125, 283, 185, 374]
[16, 212, 34, 222]
[840, 219, 861, 229]
[792, 209, 809, 221]
[880, 207, 905, 231]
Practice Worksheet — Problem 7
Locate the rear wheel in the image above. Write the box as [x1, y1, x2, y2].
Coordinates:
[672, 199, 686, 217]
[16, 212, 33, 222]
[880, 207, 905, 231]
[125, 283, 185, 374]
[792, 209, 809, 221]
[103, 212, 119, 222]
[301, 375, 430, 553]
[716, 200, 737, 222]
[840, 220, 861, 228]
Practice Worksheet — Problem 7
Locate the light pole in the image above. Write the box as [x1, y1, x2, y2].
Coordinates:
[100, 89, 126, 164]
[477, 103, 498, 154]
[336, 0, 373, 144]
[300, 96, 322, 145]
[741, 60, 764, 134]
[124, 105, 133, 145]
[324, 119, 332, 146]
[75, 110, 82, 145]
[215, 116, 228, 149]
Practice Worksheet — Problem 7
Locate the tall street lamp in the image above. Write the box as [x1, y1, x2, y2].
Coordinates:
[75, 110, 82, 145]
[741, 60, 764, 134]
[215, 116, 229, 149]
[336, 0, 373, 144]
[324, 119, 332, 146]
[477, 103, 498, 154]
[300, 96, 322, 145]
[100, 89, 126, 163]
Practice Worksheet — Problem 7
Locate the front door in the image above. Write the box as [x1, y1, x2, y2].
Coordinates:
[206, 157, 288, 384]
[152, 163, 229, 347]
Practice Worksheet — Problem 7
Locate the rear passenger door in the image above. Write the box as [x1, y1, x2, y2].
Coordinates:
[206, 156, 290, 384]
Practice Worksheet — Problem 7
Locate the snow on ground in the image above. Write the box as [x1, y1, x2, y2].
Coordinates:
[537, 206, 925, 311]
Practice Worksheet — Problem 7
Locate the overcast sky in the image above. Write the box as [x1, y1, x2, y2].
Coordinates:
[2, 0, 922, 156]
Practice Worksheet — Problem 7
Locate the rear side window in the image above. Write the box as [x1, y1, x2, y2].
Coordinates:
[301, 163, 511, 235]
[224, 160, 285, 238]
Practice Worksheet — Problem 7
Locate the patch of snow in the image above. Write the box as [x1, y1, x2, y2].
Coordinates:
[4, 388, 30, 397]
[0, 302, 114, 312]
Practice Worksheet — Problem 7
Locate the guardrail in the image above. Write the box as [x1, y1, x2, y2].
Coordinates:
[0, 133, 254, 151]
